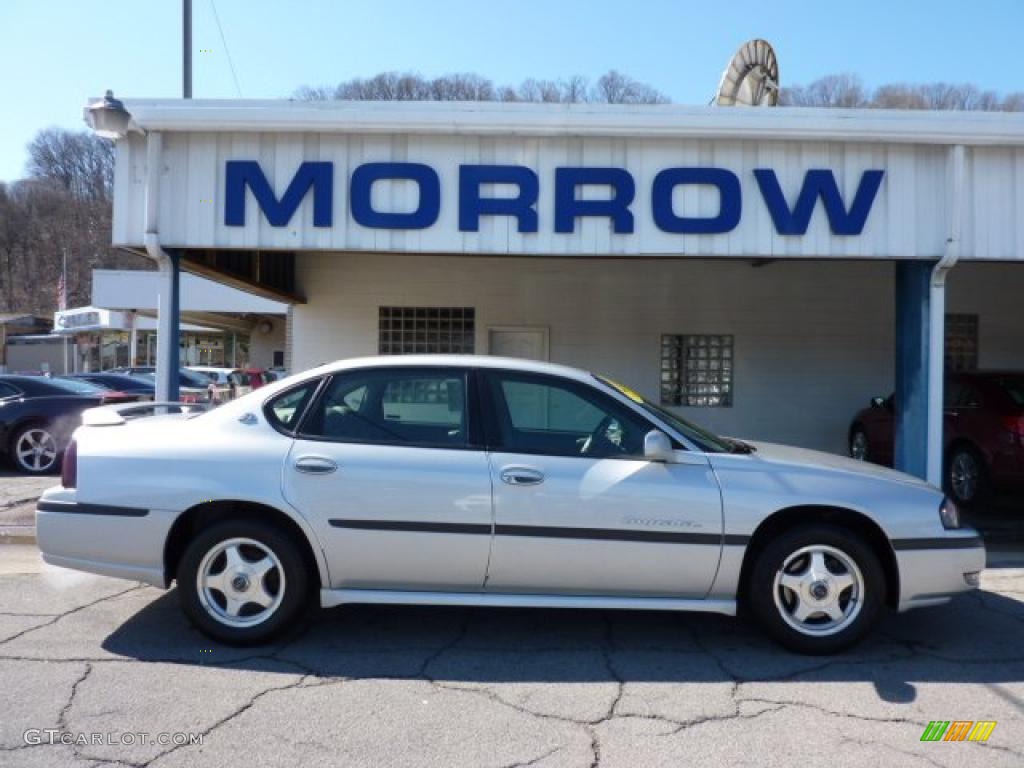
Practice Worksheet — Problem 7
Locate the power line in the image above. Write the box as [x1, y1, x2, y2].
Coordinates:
[209, 0, 243, 98]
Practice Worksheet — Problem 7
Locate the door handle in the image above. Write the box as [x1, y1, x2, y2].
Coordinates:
[294, 455, 338, 475]
[500, 467, 544, 486]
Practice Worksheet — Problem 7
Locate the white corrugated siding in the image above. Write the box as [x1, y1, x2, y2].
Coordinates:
[112, 133, 1021, 261]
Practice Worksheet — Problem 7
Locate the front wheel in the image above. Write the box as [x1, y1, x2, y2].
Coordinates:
[748, 525, 885, 654]
[177, 519, 310, 645]
[946, 446, 987, 506]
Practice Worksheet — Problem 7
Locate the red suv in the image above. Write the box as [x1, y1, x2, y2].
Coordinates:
[849, 371, 1024, 505]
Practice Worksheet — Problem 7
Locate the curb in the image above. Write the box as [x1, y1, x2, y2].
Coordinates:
[0, 526, 36, 545]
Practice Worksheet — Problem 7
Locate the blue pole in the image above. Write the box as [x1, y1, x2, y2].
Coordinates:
[893, 261, 934, 479]
[167, 250, 181, 402]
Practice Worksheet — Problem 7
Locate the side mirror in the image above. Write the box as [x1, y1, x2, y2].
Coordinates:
[643, 430, 675, 462]
[870, 396, 885, 409]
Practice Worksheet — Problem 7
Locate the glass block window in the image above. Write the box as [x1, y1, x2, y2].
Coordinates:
[945, 314, 978, 373]
[378, 307, 475, 355]
[660, 334, 734, 407]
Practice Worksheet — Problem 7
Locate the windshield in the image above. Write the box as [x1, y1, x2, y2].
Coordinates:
[595, 375, 733, 453]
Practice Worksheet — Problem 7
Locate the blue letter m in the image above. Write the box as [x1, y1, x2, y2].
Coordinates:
[754, 169, 884, 235]
[225, 161, 333, 227]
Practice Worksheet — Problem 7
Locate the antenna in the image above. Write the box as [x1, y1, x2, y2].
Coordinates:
[715, 39, 780, 106]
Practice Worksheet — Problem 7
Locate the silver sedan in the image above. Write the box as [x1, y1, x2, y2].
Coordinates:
[36, 356, 985, 654]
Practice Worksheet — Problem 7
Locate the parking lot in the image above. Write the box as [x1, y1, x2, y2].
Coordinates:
[0, 544, 1020, 768]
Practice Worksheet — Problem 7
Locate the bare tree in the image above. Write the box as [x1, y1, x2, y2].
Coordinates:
[784, 75, 1024, 112]
[295, 70, 667, 105]
[26, 128, 114, 202]
[781, 74, 868, 108]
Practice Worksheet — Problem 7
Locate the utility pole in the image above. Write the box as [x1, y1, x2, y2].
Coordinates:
[183, 0, 192, 98]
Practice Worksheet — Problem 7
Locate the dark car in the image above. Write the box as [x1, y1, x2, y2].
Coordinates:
[108, 367, 212, 404]
[0, 375, 141, 474]
[849, 371, 1024, 505]
[61, 373, 156, 400]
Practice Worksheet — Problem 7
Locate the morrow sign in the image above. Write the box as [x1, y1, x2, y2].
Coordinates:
[224, 161, 886, 237]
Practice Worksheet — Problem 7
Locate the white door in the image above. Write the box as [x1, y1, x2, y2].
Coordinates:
[480, 369, 724, 598]
[280, 366, 493, 591]
[488, 327, 549, 361]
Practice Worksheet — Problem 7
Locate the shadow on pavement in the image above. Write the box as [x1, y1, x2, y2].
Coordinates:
[102, 585, 1024, 705]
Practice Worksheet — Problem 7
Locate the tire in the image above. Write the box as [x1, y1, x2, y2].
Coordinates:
[176, 519, 310, 645]
[748, 524, 886, 654]
[849, 427, 870, 462]
[945, 445, 988, 507]
[9, 422, 60, 475]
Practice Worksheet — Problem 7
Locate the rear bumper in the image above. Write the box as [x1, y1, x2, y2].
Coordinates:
[36, 494, 176, 588]
[894, 531, 986, 611]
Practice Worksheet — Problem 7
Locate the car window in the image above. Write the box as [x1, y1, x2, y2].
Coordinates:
[485, 371, 648, 458]
[995, 377, 1024, 407]
[265, 380, 320, 433]
[301, 368, 468, 448]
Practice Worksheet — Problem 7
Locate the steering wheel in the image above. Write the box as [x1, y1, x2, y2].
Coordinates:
[578, 415, 626, 456]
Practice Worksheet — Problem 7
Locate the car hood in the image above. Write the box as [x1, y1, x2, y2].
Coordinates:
[723, 439, 934, 490]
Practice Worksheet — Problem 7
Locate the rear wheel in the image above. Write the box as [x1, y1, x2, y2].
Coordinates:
[10, 423, 60, 474]
[177, 519, 310, 645]
[748, 524, 885, 654]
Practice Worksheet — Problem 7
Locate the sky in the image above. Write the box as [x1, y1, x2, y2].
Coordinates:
[1, 0, 1022, 181]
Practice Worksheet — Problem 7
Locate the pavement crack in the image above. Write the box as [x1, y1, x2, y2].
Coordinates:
[0, 585, 145, 647]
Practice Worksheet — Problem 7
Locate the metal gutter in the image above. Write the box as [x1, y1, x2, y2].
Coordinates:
[103, 99, 1024, 146]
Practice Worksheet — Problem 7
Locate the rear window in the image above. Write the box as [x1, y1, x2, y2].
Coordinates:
[996, 377, 1024, 407]
[44, 378, 106, 395]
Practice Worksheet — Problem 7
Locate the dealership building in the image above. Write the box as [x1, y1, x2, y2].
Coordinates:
[88, 98, 1024, 484]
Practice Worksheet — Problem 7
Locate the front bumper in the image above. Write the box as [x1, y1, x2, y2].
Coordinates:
[36, 490, 176, 588]
[894, 530, 986, 611]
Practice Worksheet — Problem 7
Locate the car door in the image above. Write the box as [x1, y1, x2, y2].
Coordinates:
[281, 366, 493, 591]
[479, 369, 723, 598]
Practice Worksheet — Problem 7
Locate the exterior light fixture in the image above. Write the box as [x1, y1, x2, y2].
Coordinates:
[84, 90, 132, 139]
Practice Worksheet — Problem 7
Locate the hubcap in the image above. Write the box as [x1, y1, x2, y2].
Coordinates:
[950, 452, 979, 501]
[196, 538, 285, 628]
[773, 544, 864, 637]
[15, 428, 57, 472]
[850, 432, 868, 461]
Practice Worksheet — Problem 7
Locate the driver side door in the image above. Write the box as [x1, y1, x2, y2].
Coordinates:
[480, 369, 723, 598]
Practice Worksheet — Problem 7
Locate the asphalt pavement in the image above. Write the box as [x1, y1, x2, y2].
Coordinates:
[0, 544, 1022, 767]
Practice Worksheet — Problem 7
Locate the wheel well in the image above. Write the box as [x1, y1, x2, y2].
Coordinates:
[163, 500, 322, 590]
[737, 505, 900, 610]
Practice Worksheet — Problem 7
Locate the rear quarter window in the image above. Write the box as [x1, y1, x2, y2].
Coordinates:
[265, 380, 320, 433]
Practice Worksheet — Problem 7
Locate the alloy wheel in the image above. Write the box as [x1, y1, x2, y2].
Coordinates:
[15, 427, 58, 473]
[950, 451, 979, 502]
[772, 544, 864, 637]
[196, 537, 286, 628]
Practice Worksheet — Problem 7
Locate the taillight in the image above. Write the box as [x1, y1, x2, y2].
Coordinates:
[61, 439, 77, 489]
[1004, 415, 1024, 445]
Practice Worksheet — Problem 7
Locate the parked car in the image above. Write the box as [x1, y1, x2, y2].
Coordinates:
[242, 367, 271, 390]
[61, 373, 155, 401]
[0, 375, 142, 474]
[109, 367, 212, 404]
[37, 356, 982, 653]
[187, 367, 252, 403]
[849, 371, 1024, 505]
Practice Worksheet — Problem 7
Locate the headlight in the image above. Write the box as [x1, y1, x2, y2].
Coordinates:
[939, 497, 961, 530]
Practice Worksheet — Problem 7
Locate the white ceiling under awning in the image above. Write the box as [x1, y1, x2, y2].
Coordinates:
[91, 269, 288, 315]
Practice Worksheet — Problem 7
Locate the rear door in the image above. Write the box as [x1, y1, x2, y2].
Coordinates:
[281, 366, 493, 591]
[479, 369, 723, 598]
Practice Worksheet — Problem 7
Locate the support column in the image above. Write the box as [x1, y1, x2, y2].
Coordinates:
[155, 251, 181, 402]
[894, 261, 935, 480]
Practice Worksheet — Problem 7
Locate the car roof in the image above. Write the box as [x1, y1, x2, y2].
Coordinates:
[307, 355, 596, 384]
